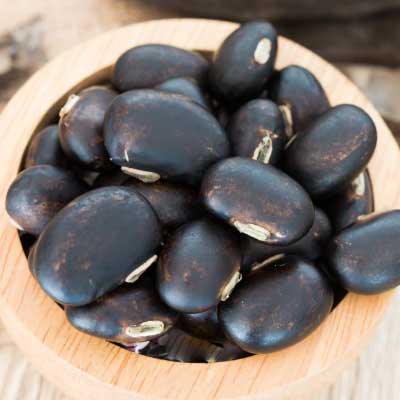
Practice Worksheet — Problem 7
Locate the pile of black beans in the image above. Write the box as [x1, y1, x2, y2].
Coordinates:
[6, 21, 400, 362]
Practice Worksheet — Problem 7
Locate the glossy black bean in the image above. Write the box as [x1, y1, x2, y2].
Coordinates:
[268, 65, 330, 135]
[6, 165, 88, 236]
[284, 104, 377, 198]
[24, 125, 68, 169]
[155, 77, 209, 109]
[59, 86, 117, 170]
[157, 218, 241, 313]
[241, 208, 331, 272]
[104, 90, 229, 185]
[179, 307, 225, 344]
[124, 179, 198, 228]
[201, 157, 314, 245]
[29, 187, 162, 306]
[219, 255, 333, 353]
[228, 99, 285, 164]
[66, 283, 178, 344]
[209, 21, 277, 103]
[112, 44, 208, 92]
[326, 210, 400, 294]
[320, 170, 374, 232]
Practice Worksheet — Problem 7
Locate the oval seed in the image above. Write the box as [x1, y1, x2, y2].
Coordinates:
[104, 90, 229, 185]
[326, 210, 400, 294]
[66, 283, 178, 344]
[157, 218, 241, 313]
[284, 104, 377, 198]
[201, 157, 314, 245]
[6, 165, 88, 236]
[59, 86, 117, 171]
[29, 187, 162, 305]
[228, 99, 285, 164]
[112, 44, 208, 91]
[219, 255, 334, 353]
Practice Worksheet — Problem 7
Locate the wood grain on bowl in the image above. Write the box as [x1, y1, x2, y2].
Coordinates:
[0, 19, 399, 400]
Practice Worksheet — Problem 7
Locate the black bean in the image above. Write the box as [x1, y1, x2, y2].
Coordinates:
[24, 125, 68, 169]
[228, 99, 285, 164]
[124, 178, 198, 229]
[66, 282, 178, 344]
[104, 90, 229, 185]
[6, 165, 88, 236]
[284, 104, 377, 198]
[92, 169, 130, 188]
[268, 65, 330, 135]
[241, 208, 332, 272]
[219, 255, 333, 353]
[157, 218, 241, 313]
[112, 44, 208, 92]
[155, 77, 210, 109]
[209, 21, 278, 103]
[201, 157, 314, 245]
[320, 170, 374, 232]
[29, 186, 162, 306]
[326, 210, 400, 294]
[59, 86, 117, 171]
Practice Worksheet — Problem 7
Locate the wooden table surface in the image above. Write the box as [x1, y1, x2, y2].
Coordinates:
[0, 1, 399, 399]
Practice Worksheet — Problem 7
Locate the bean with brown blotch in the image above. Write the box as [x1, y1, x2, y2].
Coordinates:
[326, 210, 400, 294]
[59, 86, 117, 171]
[6, 165, 88, 236]
[284, 104, 377, 198]
[209, 21, 278, 103]
[104, 90, 229, 185]
[66, 282, 178, 344]
[157, 218, 242, 313]
[320, 170, 374, 232]
[179, 307, 226, 344]
[29, 187, 162, 306]
[268, 65, 330, 136]
[241, 208, 332, 273]
[219, 255, 334, 354]
[228, 99, 286, 165]
[155, 77, 210, 109]
[24, 125, 68, 169]
[124, 179, 198, 228]
[112, 44, 209, 92]
[201, 157, 314, 245]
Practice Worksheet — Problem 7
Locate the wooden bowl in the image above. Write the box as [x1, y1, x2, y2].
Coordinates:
[0, 18, 399, 400]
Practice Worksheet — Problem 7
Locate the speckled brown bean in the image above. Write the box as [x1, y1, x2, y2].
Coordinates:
[219, 255, 334, 354]
[201, 157, 314, 245]
[268, 65, 330, 136]
[155, 77, 210, 109]
[209, 21, 278, 103]
[112, 44, 209, 92]
[29, 187, 162, 306]
[157, 218, 241, 313]
[241, 208, 332, 273]
[228, 99, 286, 164]
[179, 307, 225, 344]
[321, 170, 374, 232]
[24, 125, 68, 169]
[6, 165, 88, 236]
[326, 210, 400, 294]
[66, 283, 178, 344]
[124, 179, 198, 228]
[284, 104, 377, 198]
[104, 90, 229, 185]
[59, 86, 117, 171]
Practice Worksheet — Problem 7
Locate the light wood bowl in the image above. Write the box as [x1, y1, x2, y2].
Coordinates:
[0, 18, 399, 400]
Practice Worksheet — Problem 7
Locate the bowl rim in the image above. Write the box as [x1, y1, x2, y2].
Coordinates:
[0, 18, 398, 400]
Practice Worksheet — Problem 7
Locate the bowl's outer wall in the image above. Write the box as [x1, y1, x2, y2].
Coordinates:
[0, 19, 399, 400]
